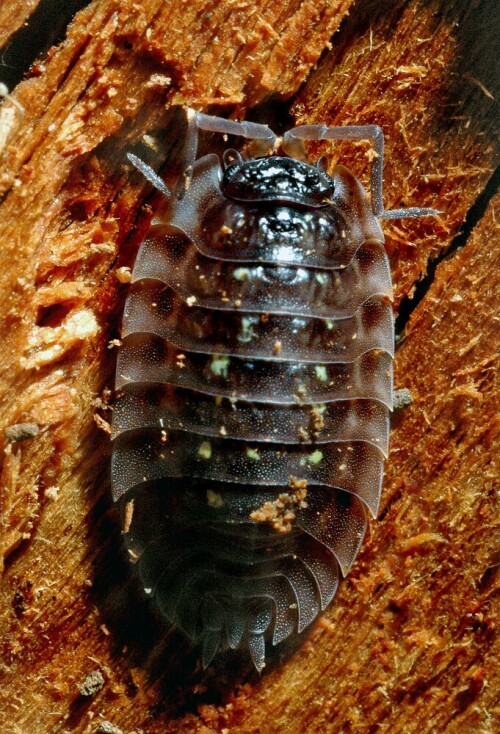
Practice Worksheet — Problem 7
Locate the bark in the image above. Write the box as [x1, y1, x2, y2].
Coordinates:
[0, 1, 497, 733]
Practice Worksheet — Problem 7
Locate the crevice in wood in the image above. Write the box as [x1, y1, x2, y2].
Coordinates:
[0, 0, 90, 89]
[395, 164, 500, 337]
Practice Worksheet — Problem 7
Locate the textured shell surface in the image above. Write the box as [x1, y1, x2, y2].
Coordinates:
[112, 136, 393, 672]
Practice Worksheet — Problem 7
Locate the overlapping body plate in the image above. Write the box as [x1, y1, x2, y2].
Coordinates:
[112, 156, 392, 671]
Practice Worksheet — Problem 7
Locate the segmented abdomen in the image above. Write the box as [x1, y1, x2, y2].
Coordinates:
[111, 163, 393, 671]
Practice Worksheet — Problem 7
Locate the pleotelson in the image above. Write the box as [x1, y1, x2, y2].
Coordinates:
[112, 155, 393, 671]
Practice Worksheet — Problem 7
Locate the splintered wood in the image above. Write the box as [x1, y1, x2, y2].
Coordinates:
[0, 1, 497, 733]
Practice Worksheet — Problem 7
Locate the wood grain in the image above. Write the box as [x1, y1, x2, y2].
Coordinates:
[0, 1, 497, 733]
[0, 0, 41, 47]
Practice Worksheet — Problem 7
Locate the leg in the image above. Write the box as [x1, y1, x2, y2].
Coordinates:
[127, 109, 277, 199]
[176, 109, 277, 197]
[282, 124, 439, 220]
[128, 109, 278, 199]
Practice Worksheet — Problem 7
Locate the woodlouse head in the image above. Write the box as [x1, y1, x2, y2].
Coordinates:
[221, 156, 334, 208]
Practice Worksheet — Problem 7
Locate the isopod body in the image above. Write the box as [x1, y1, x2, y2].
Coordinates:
[112, 113, 436, 671]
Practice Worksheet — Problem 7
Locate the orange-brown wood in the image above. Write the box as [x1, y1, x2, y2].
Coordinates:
[0, 0, 41, 47]
[0, 1, 497, 732]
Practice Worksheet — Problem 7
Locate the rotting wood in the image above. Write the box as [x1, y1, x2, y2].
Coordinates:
[0, 1, 498, 733]
[0, 1, 96, 103]
[0, 0, 41, 48]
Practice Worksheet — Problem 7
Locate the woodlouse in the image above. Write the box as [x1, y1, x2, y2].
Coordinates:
[111, 111, 438, 671]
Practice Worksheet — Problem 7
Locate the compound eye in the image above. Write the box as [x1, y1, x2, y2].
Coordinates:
[223, 149, 243, 169]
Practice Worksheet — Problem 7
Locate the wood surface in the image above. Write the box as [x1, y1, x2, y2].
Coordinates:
[0, 1, 498, 733]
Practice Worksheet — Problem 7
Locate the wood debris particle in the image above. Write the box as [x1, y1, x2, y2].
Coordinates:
[4, 423, 40, 444]
[365, 147, 379, 162]
[94, 413, 112, 434]
[44, 486, 60, 501]
[309, 405, 325, 436]
[298, 426, 309, 441]
[94, 722, 124, 734]
[123, 500, 134, 534]
[115, 266, 132, 283]
[393, 387, 414, 411]
[77, 669, 105, 697]
[93, 388, 112, 411]
[145, 73, 172, 90]
[250, 477, 308, 533]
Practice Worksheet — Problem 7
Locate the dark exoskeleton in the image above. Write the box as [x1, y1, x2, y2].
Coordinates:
[112, 111, 438, 671]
